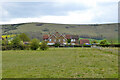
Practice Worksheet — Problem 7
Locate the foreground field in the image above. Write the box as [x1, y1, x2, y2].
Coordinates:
[2, 48, 118, 78]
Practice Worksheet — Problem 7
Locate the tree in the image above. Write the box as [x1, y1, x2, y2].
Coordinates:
[30, 38, 39, 50]
[19, 33, 30, 42]
[67, 39, 71, 43]
[11, 37, 21, 45]
[100, 39, 108, 45]
[2, 40, 6, 46]
[40, 41, 48, 50]
[11, 36, 22, 50]
[54, 42, 60, 47]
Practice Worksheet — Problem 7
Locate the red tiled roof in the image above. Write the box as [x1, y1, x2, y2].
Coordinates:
[71, 35, 79, 39]
[65, 35, 71, 39]
[43, 35, 49, 39]
[80, 39, 90, 44]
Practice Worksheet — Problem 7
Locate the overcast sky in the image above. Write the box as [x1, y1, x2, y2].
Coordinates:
[0, 0, 119, 24]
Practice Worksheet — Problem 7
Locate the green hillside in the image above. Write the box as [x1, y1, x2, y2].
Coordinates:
[1, 22, 118, 43]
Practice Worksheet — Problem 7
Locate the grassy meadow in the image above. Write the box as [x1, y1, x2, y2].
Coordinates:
[2, 48, 118, 78]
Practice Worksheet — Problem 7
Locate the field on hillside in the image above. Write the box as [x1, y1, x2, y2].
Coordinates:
[2, 48, 118, 78]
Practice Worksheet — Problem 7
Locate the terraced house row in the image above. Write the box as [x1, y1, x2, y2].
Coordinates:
[43, 32, 90, 45]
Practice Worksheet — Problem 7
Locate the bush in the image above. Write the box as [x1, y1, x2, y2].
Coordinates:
[2, 39, 9, 46]
[30, 38, 39, 50]
[40, 41, 48, 50]
[54, 42, 60, 47]
[2, 36, 31, 50]
[24, 45, 30, 50]
[100, 39, 108, 45]
[83, 45, 91, 47]
[67, 39, 71, 43]
[2, 45, 13, 50]
[2, 46, 7, 51]
[11, 36, 23, 50]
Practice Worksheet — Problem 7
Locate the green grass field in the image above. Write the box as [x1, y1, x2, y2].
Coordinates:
[2, 48, 118, 78]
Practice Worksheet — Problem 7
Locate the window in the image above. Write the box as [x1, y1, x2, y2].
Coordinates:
[49, 39, 51, 42]
[63, 39, 65, 42]
[74, 39, 76, 42]
[54, 39, 56, 42]
[71, 39, 74, 42]
[59, 39, 60, 42]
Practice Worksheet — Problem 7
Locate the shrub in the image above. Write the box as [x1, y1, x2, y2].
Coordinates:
[2, 40, 6, 46]
[2, 45, 13, 50]
[100, 39, 108, 45]
[30, 38, 39, 50]
[54, 42, 60, 47]
[2, 39, 9, 46]
[67, 39, 71, 43]
[11, 36, 22, 50]
[2, 46, 7, 51]
[24, 45, 30, 50]
[40, 41, 48, 50]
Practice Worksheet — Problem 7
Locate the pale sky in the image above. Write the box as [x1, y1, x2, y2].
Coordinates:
[0, 0, 119, 24]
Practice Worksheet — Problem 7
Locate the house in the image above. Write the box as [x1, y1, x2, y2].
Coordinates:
[43, 34, 49, 41]
[71, 35, 79, 45]
[43, 32, 67, 45]
[43, 32, 79, 45]
[65, 34, 71, 39]
[80, 39, 90, 45]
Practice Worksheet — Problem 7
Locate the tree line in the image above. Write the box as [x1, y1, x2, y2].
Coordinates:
[1, 33, 119, 51]
[2, 33, 48, 51]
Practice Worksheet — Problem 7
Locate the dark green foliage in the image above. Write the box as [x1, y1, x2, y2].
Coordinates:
[2, 37, 21, 50]
[23, 45, 30, 50]
[11, 36, 21, 46]
[2, 43, 30, 50]
[2, 45, 13, 50]
[40, 41, 48, 50]
[30, 38, 39, 50]
[2, 23, 23, 34]
[54, 42, 60, 47]
[100, 39, 108, 45]
[2, 39, 9, 46]
[19, 33, 30, 42]
[2, 40, 6, 46]
[67, 39, 71, 43]
[83, 45, 91, 47]
[11, 36, 23, 50]
[18, 44, 30, 50]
